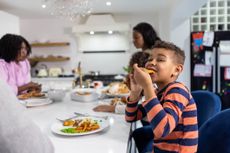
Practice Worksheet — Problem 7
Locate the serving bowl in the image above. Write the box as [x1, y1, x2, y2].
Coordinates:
[48, 89, 66, 102]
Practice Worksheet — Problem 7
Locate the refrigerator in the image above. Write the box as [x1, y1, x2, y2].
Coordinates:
[191, 31, 230, 109]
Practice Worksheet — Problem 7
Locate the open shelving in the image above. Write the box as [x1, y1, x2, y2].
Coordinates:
[31, 42, 70, 47]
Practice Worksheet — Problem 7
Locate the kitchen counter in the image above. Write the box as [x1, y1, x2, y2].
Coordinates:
[32, 77, 75, 81]
[76, 74, 126, 86]
[32, 77, 75, 91]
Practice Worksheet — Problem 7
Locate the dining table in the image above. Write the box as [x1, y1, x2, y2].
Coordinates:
[24, 91, 130, 153]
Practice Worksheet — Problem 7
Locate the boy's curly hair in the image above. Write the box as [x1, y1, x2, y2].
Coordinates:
[129, 51, 150, 71]
[153, 41, 185, 65]
[125, 51, 150, 90]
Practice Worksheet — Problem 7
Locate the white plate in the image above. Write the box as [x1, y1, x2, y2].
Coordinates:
[105, 92, 130, 97]
[20, 98, 53, 107]
[51, 117, 109, 136]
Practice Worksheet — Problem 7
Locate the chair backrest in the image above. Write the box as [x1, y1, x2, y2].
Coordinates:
[191, 90, 221, 128]
[197, 109, 230, 153]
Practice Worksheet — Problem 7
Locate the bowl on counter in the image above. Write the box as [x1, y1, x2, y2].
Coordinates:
[71, 88, 99, 102]
[48, 89, 66, 102]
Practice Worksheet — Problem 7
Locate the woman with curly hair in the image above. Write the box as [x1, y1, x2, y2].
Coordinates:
[0, 33, 41, 95]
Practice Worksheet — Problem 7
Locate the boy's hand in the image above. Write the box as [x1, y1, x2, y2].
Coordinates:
[128, 73, 142, 101]
[133, 64, 156, 100]
[27, 82, 42, 92]
[133, 64, 152, 88]
[93, 105, 115, 112]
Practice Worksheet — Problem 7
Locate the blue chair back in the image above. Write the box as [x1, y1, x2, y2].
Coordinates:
[198, 109, 230, 153]
[191, 90, 221, 128]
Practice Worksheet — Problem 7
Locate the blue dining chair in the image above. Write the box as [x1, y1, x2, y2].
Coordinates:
[197, 109, 230, 153]
[191, 90, 221, 128]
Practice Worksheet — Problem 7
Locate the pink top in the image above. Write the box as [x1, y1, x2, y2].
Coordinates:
[0, 59, 31, 95]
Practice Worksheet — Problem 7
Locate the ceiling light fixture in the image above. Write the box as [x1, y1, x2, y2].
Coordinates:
[41, 4, 47, 8]
[108, 30, 113, 34]
[42, 0, 92, 20]
[106, 1, 112, 6]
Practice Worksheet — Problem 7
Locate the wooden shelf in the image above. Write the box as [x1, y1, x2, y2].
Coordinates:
[31, 42, 70, 47]
[29, 56, 70, 62]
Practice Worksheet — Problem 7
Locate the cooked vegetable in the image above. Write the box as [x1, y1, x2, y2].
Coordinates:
[123, 66, 133, 73]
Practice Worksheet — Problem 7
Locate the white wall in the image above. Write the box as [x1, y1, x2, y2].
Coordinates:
[20, 16, 159, 75]
[78, 33, 129, 51]
[170, 19, 191, 89]
[0, 11, 19, 37]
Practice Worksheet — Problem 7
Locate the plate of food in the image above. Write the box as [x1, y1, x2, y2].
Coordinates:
[51, 116, 109, 136]
[19, 98, 53, 107]
[71, 88, 99, 102]
[17, 91, 46, 100]
[104, 82, 130, 97]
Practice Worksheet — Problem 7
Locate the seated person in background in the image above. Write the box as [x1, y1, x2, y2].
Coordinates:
[0, 33, 41, 95]
[0, 78, 54, 153]
[125, 41, 198, 153]
[93, 51, 150, 114]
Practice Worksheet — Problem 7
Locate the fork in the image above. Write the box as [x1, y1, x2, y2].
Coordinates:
[56, 115, 80, 122]
[74, 112, 109, 120]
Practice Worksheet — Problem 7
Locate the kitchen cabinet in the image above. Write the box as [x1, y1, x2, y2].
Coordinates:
[29, 42, 70, 67]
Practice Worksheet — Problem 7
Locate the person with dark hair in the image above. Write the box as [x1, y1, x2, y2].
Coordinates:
[0, 78, 54, 153]
[0, 33, 41, 95]
[133, 22, 160, 52]
[93, 51, 150, 114]
[126, 41, 198, 153]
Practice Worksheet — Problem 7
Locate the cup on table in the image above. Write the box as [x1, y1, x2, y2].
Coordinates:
[93, 81, 103, 89]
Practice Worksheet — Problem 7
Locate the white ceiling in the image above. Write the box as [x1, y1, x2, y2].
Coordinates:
[0, 0, 177, 19]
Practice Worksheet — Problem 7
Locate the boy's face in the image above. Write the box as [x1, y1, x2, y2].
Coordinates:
[145, 48, 183, 87]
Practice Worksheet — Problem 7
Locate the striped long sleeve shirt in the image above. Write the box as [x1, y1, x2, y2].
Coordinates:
[125, 82, 198, 153]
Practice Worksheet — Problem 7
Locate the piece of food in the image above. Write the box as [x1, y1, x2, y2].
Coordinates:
[123, 66, 133, 73]
[63, 120, 75, 126]
[17, 94, 30, 100]
[143, 68, 155, 74]
[32, 92, 45, 97]
[76, 91, 91, 96]
[107, 82, 130, 95]
[17, 91, 46, 100]
[110, 97, 128, 105]
[60, 118, 100, 134]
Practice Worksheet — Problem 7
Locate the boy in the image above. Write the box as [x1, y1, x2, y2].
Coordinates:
[125, 41, 198, 153]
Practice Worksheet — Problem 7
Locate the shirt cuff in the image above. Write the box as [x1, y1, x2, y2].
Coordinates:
[127, 96, 141, 104]
[142, 95, 158, 107]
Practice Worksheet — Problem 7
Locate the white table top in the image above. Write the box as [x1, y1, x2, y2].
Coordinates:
[25, 93, 130, 153]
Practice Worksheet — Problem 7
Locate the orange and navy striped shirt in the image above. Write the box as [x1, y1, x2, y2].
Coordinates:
[125, 82, 198, 153]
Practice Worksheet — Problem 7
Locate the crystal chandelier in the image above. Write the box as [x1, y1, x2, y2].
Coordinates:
[43, 0, 92, 20]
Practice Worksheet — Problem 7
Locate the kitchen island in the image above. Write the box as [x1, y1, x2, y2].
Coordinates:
[25, 92, 130, 153]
